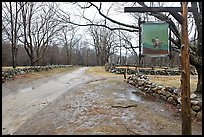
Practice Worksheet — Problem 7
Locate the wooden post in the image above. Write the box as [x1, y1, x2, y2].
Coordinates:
[138, 17, 141, 66]
[180, 2, 191, 135]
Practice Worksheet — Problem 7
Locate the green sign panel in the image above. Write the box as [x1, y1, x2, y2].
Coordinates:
[141, 22, 169, 57]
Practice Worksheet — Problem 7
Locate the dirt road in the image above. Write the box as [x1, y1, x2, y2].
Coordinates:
[2, 67, 202, 135]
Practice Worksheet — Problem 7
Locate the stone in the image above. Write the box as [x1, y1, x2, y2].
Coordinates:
[192, 105, 201, 112]
[144, 88, 148, 91]
[138, 81, 143, 86]
[160, 95, 167, 101]
[138, 87, 143, 90]
[173, 88, 180, 95]
[190, 94, 197, 99]
[172, 94, 179, 102]
[147, 81, 152, 85]
[148, 90, 154, 95]
[157, 89, 162, 94]
[135, 85, 139, 88]
[143, 82, 147, 87]
[191, 100, 199, 106]
[152, 87, 158, 93]
[164, 86, 171, 92]
[177, 97, 181, 104]
[168, 88, 174, 93]
[20, 71, 26, 74]
[162, 91, 171, 98]
[167, 97, 177, 106]
[191, 109, 197, 117]
[144, 84, 151, 88]
[196, 112, 202, 121]
[157, 85, 163, 90]
[151, 83, 157, 88]
[177, 104, 181, 109]
[155, 94, 160, 99]
[197, 101, 202, 108]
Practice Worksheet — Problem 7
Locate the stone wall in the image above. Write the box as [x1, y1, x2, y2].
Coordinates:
[2, 65, 73, 81]
[105, 65, 201, 121]
[127, 74, 202, 121]
[105, 65, 197, 76]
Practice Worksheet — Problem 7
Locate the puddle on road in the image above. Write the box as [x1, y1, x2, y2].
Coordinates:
[127, 89, 143, 103]
[113, 89, 143, 103]
[128, 92, 142, 103]
[19, 87, 33, 93]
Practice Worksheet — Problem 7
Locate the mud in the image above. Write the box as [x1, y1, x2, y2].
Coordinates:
[2, 67, 202, 135]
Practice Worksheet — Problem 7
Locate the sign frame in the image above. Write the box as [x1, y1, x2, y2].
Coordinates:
[141, 21, 170, 57]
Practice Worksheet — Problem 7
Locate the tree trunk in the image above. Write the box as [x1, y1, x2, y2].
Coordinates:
[10, 2, 16, 68]
[195, 66, 202, 95]
[11, 46, 16, 68]
[14, 47, 18, 67]
[189, 50, 202, 95]
[36, 50, 40, 66]
[30, 56, 35, 66]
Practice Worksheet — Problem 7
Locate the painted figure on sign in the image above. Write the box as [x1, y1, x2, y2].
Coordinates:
[152, 37, 163, 49]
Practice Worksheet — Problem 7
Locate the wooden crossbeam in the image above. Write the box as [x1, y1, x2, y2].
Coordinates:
[124, 7, 193, 12]
[124, 7, 193, 24]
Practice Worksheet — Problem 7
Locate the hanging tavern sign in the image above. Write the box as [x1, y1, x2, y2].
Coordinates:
[141, 22, 169, 57]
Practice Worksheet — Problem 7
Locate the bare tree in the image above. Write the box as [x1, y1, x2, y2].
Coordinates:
[88, 25, 118, 66]
[19, 2, 64, 66]
[42, 43, 60, 65]
[59, 26, 81, 65]
[190, 2, 202, 94]
[2, 42, 12, 66]
[56, 2, 138, 33]
[2, 2, 23, 68]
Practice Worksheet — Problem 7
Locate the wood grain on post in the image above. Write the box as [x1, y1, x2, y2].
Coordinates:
[180, 2, 191, 135]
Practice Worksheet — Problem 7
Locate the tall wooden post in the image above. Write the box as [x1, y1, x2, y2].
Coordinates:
[180, 2, 191, 135]
[138, 17, 141, 66]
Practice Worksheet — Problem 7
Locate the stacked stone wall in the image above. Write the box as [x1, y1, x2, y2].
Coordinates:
[2, 65, 73, 81]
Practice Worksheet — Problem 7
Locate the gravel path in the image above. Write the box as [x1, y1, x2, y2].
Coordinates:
[2, 67, 202, 135]
[2, 67, 92, 135]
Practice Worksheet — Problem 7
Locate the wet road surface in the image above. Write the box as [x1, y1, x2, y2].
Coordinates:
[2, 67, 202, 135]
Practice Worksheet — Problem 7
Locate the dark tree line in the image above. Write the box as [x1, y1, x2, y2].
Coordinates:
[2, 41, 181, 68]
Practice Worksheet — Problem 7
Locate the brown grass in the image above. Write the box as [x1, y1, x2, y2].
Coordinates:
[2, 66, 31, 71]
[86, 66, 198, 93]
[115, 66, 170, 71]
[86, 66, 121, 77]
[147, 75, 198, 93]
[4, 66, 81, 80]
[27, 66, 80, 79]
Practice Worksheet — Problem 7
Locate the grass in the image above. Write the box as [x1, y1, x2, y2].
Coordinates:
[2, 66, 32, 71]
[27, 66, 80, 79]
[147, 75, 198, 93]
[3, 66, 81, 80]
[86, 66, 121, 77]
[115, 66, 175, 71]
[86, 66, 198, 94]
